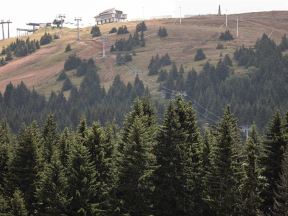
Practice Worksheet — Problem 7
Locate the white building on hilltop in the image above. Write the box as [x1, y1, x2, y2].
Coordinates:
[95, 8, 127, 25]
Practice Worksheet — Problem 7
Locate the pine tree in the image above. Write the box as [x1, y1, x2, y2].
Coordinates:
[261, 112, 286, 215]
[0, 191, 12, 216]
[10, 190, 28, 216]
[117, 116, 157, 216]
[35, 150, 69, 215]
[273, 147, 288, 215]
[194, 49, 206, 61]
[67, 143, 100, 216]
[0, 122, 10, 193]
[42, 114, 58, 163]
[9, 123, 43, 214]
[153, 97, 203, 216]
[59, 128, 73, 167]
[240, 125, 262, 216]
[207, 107, 242, 216]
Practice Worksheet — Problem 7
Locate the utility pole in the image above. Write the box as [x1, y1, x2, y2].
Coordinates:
[75, 17, 82, 41]
[179, 5, 182, 24]
[7, 20, 12, 38]
[225, 11, 228, 28]
[1, 20, 5, 40]
[236, 18, 238, 38]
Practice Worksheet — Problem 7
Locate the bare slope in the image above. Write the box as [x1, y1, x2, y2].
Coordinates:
[0, 11, 287, 97]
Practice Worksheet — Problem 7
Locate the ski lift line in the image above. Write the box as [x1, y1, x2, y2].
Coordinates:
[160, 85, 221, 120]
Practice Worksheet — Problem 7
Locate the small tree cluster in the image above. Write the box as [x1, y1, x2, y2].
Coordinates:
[136, 21, 147, 32]
[158, 27, 168, 38]
[0, 57, 7, 66]
[91, 25, 101, 37]
[148, 53, 171, 75]
[62, 77, 74, 92]
[219, 30, 234, 41]
[117, 25, 129, 35]
[109, 27, 117, 34]
[111, 31, 145, 52]
[40, 33, 53, 45]
[65, 44, 72, 52]
[194, 48, 206, 61]
[116, 53, 133, 65]
[279, 34, 288, 51]
[64, 54, 82, 71]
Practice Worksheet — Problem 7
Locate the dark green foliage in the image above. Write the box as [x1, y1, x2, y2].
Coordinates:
[158, 27, 168, 38]
[0, 192, 12, 215]
[240, 125, 262, 215]
[76, 58, 96, 76]
[219, 30, 234, 41]
[64, 54, 82, 71]
[279, 34, 288, 51]
[109, 27, 117, 34]
[116, 53, 132, 65]
[148, 54, 171, 75]
[5, 50, 13, 61]
[117, 25, 129, 35]
[10, 190, 28, 216]
[136, 21, 147, 32]
[57, 71, 68, 81]
[273, 147, 288, 215]
[67, 143, 100, 215]
[40, 33, 53, 45]
[194, 48, 206, 61]
[62, 77, 74, 92]
[206, 107, 242, 215]
[261, 112, 286, 215]
[91, 25, 101, 37]
[9, 123, 43, 214]
[111, 31, 145, 52]
[223, 54, 233, 66]
[65, 44, 72, 52]
[0, 57, 7, 66]
[157, 69, 168, 82]
[153, 97, 204, 216]
[0, 122, 10, 193]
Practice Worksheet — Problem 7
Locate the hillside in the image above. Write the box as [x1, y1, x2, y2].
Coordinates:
[0, 11, 288, 97]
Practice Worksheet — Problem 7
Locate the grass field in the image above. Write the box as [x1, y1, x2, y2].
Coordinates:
[0, 11, 288, 97]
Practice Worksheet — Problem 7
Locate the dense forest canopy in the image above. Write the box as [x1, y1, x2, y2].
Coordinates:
[0, 97, 287, 215]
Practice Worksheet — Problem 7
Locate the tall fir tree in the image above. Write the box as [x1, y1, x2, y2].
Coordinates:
[0, 122, 10, 193]
[117, 116, 157, 216]
[272, 147, 288, 215]
[35, 150, 69, 215]
[9, 123, 43, 214]
[67, 143, 100, 216]
[261, 112, 286, 215]
[10, 190, 28, 216]
[58, 128, 73, 168]
[153, 97, 203, 216]
[240, 125, 262, 216]
[207, 107, 242, 216]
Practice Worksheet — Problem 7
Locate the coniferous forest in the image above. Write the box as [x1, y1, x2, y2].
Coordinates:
[0, 97, 287, 216]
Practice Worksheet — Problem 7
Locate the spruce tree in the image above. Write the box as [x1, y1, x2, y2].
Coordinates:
[67, 143, 100, 216]
[9, 123, 43, 214]
[35, 150, 69, 215]
[0, 191, 12, 216]
[273, 147, 288, 215]
[10, 190, 28, 216]
[0, 122, 10, 193]
[59, 128, 73, 167]
[261, 112, 286, 215]
[42, 114, 58, 163]
[153, 97, 203, 216]
[207, 107, 242, 216]
[117, 116, 157, 216]
[240, 125, 262, 216]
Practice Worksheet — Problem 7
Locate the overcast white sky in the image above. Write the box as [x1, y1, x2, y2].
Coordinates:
[1, 0, 288, 37]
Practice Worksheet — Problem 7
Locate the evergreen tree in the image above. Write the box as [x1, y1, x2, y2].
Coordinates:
[35, 151, 69, 215]
[273, 147, 288, 215]
[67, 143, 100, 216]
[10, 190, 28, 216]
[261, 112, 286, 215]
[42, 114, 58, 163]
[9, 123, 43, 214]
[153, 97, 203, 216]
[240, 125, 262, 216]
[0, 122, 10, 193]
[117, 115, 157, 216]
[62, 78, 74, 92]
[0, 191, 12, 216]
[91, 26, 101, 37]
[194, 49, 206, 61]
[207, 107, 242, 216]
[65, 44, 72, 52]
[59, 128, 73, 167]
